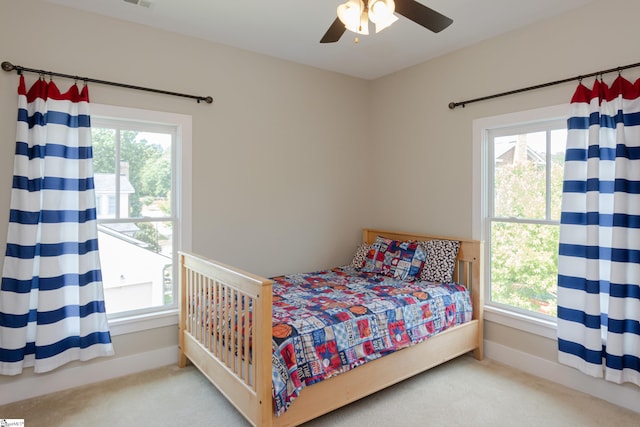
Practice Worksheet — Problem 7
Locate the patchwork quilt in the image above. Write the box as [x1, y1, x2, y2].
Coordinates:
[270, 266, 473, 416]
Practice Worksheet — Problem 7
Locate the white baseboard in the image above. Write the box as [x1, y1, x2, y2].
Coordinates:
[0, 345, 179, 406]
[4, 341, 638, 414]
[484, 340, 640, 414]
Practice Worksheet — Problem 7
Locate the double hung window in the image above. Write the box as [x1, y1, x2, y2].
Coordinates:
[90, 105, 191, 323]
[475, 105, 568, 329]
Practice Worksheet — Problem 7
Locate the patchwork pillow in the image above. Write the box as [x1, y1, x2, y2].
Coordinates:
[350, 243, 372, 269]
[362, 236, 426, 280]
[419, 239, 460, 283]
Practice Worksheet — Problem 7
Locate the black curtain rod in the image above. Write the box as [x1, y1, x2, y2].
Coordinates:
[448, 61, 640, 110]
[1, 61, 213, 104]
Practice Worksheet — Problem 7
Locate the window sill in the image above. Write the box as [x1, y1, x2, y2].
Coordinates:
[108, 309, 179, 336]
[484, 305, 557, 340]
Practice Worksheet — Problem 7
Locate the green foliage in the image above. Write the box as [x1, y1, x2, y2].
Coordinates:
[134, 222, 162, 253]
[140, 153, 171, 198]
[491, 222, 558, 315]
[91, 128, 117, 174]
[494, 162, 546, 219]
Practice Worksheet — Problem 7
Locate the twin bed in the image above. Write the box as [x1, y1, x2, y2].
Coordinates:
[178, 228, 484, 426]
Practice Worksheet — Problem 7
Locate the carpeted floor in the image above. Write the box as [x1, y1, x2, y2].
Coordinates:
[0, 355, 637, 426]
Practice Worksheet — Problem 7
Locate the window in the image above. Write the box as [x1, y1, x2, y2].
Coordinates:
[91, 104, 191, 324]
[474, 105, 568, 334]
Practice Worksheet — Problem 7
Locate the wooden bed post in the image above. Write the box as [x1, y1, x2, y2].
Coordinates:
[178, 253, 188, 368]
[255, 279, 274, 427]
[472, 241, 484, 361]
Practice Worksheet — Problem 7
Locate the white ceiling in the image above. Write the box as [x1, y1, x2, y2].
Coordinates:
[43, 0, 596, 80]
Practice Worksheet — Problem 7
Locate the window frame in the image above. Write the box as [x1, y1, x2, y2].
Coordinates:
[91, 104, 192, 335]
[472, 104, 568, 339]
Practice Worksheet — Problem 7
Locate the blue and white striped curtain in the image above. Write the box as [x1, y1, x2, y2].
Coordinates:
[0, 75, 113, 375]
[557, 74, 640, 386]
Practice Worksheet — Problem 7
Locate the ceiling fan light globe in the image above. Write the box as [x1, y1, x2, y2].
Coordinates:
[337, 1, 369, 35]
[337, 1, 363, 28]
[368, 0, 395, 24]
[374, 14, 398, 33]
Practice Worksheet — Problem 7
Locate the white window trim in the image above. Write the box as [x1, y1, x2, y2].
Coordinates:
[108, 309, 180, 336]
[92, 104, 192, 335]
[472, 104, 568, 338]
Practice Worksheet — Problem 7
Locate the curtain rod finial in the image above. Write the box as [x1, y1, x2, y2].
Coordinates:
[448, 102, 457, 110]
[2, 61, 15, 72]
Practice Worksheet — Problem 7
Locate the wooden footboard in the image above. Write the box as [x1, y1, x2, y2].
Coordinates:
[178, 253, 274, 425]
[179, 229, 483, 427]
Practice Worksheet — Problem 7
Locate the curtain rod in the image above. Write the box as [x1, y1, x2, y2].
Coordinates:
[448, 61, 640, 110]
[1, 61, 213, 104]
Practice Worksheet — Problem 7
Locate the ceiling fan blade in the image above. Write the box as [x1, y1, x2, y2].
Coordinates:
[320, 17, 346, 43]
[394, 0, 453, 33]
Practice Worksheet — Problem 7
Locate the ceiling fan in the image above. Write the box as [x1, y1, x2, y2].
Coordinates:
[320, 0, 453, 43]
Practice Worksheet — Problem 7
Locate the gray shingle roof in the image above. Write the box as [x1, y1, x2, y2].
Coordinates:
[94, 173, 135, 194]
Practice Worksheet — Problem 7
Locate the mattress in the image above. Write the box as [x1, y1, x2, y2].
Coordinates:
[270, 266, 473, 415]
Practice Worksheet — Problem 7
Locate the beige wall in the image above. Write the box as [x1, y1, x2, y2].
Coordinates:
[1, 0, 639, 408]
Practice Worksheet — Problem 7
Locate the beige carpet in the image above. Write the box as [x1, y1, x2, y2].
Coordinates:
[0, 355, 637, 427]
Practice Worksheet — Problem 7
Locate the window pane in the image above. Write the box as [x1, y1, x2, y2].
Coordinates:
[550, 129, 567, 221]
[98, 220, 173, 314]
[92, 128, 117, 220]
[493, 132, 547, 219]
[92, 127, 116, 174]
[490, 221, 558, 316]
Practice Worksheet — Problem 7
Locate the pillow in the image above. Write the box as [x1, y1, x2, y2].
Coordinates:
[350, 243, 372, 269]
[419, 239, 460, 283]
[362, 236, 426, 280]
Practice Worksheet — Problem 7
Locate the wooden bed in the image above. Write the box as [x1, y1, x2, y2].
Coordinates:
[178, 228, 484, 427]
